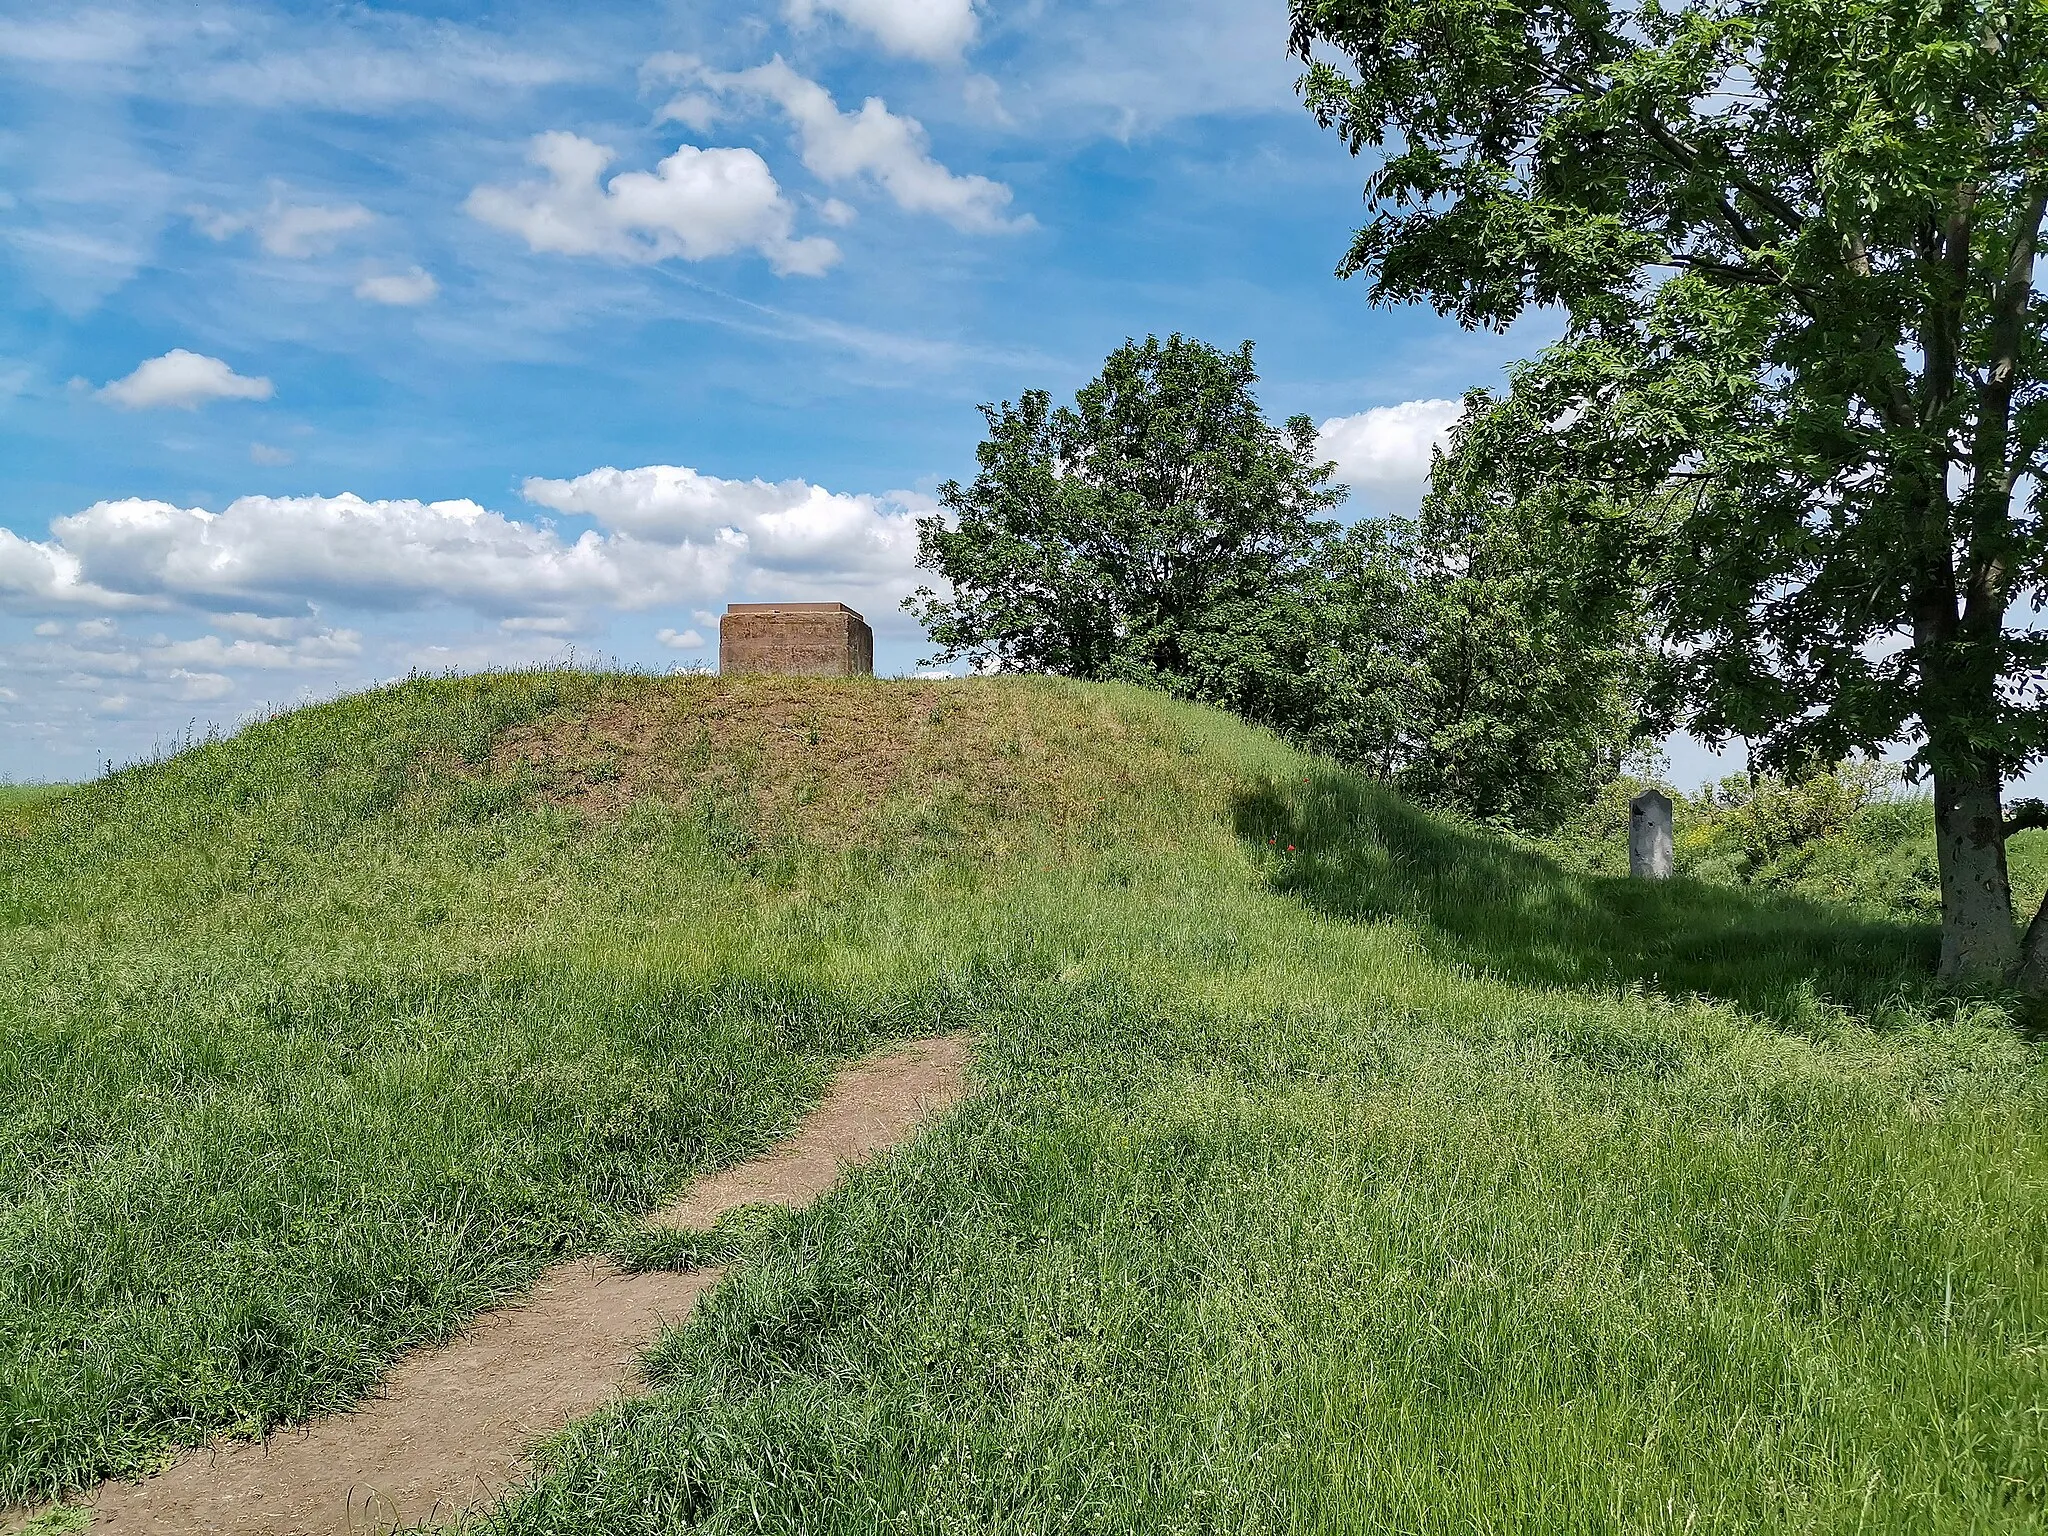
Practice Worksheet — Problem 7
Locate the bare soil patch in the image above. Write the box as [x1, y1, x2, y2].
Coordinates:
[57, 1034, 970, 1535]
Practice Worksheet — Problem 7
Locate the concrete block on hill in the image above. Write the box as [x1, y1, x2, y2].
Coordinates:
[719, 603, 875, 677]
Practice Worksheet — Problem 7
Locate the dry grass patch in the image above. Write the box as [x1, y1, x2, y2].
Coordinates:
[486, 675, 1227, 855]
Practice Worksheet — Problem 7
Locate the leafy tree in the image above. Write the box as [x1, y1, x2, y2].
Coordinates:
[906, 333, 1360, 724]
[1401, 426, 1662, 829]
[1291, 0, 2048, 986]
[911, 333, 1652, 822]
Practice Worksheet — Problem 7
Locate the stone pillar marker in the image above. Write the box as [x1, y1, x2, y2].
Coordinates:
[1630, 787, 1674, 880]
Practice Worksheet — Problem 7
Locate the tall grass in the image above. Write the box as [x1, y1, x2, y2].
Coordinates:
[468, 759, 2045, 1533]
[1, 671, 1085, 1502]
[5, 673, 2043, 1529]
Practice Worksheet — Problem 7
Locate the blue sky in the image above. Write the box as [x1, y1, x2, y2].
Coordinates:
[0, 0, 1578, 781]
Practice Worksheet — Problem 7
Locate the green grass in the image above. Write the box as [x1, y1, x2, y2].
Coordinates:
[0, 783, 69, 822]
[5, 673, 2044, 1530]
[1541, 771, 2048, 927]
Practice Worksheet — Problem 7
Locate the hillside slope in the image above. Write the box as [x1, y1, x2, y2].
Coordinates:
[4, 672, 2044, 1529]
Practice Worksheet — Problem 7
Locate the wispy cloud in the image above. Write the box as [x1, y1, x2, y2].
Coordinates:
[194, 193, 377, 257]
[354, 267, 438, 305]
[672, 56, 1031, 234]
[784, 0, 980, 63]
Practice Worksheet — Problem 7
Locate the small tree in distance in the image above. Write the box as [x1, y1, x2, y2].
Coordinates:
[906, 334, 1353, 716]
[908, 335, 1344, 680]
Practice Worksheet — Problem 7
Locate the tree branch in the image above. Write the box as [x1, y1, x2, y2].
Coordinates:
[1962, 179, 2048, 634]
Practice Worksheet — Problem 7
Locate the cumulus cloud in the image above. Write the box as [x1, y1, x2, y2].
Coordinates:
[521, 463, 920, 580]
[215, 611, 311, 638]
[194, 195, 376, 257]
[167, 669, 233, 701]
[98, 350, 274, 410]
[466, 131, 839, 276]
[784, 0, 979, 62]
[0, 614, 368, 763]
[1319, 399, 1463, 511]
[656, 626, 706, 649]
[354, 267, 438, 305]
[685, 58, 1027, 234]
[37, 492, 691, 615]
[0, 467, 920, 623]
[0, 529, 140, 609]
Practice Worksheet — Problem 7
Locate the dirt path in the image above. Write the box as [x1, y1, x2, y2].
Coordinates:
[62, 1034, 971, 1535]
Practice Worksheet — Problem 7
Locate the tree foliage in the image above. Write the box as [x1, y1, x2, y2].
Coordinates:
[910, 335, 1654, 831]
[907, 334, 1355, 726]
[1402, 423, 1664, 828]
[1291, 0, 2048, 983]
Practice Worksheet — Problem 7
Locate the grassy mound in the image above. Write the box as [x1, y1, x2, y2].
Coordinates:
[5, 672, 2044, 1529]
[0, 672, 1219, 1503]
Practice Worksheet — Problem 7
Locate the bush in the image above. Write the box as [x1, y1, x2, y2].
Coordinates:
[1545, 763, 1950, 919]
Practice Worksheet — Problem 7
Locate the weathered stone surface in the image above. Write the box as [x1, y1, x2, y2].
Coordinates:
[718, 603, 875, 678]
[1630, 787, 1674, 880]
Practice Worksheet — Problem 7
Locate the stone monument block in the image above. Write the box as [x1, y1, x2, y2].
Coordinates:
[719, 602, 875, 677]
[1630, 787, 1674, 880]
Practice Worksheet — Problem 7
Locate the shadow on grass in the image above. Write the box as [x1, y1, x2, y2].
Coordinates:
[1236, 772, 1942, 1029]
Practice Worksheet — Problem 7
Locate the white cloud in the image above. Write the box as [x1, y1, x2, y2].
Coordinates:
[0, 11, 167, 66]
[520, 463, 920, 579]
[258, 201, 374, 258]
[214, 611, 307, 639]
[249, 442, 295, 466]
[784, 0, 979, 62]
[2, 466, 919, 623]
[194, 195, 376, 257]
[0, 8, 593, 112]
[41, 492, 695, 615]
[466, 131, 839, 277]
[960, 73, 1010, 125]
[1319, 399, 1463, 510]
[692, 59, 1026, 234]
[656, 627, 706, 650]
[987, 0, 1298, 141]
[496, 614, 576, 636]
[98, 350, 274, 411]
[196, 32, 589, 113]
[354, 267, 439, 305]
[657, 93, 722, 133]
[168, 668, 234, 701]
[148, 628, 362, 670]
[0, 527, 142, 609]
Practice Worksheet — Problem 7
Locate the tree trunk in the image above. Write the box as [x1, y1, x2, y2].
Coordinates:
[2015, 891, 2048, 996]
[1931, 762, 2018, 984]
